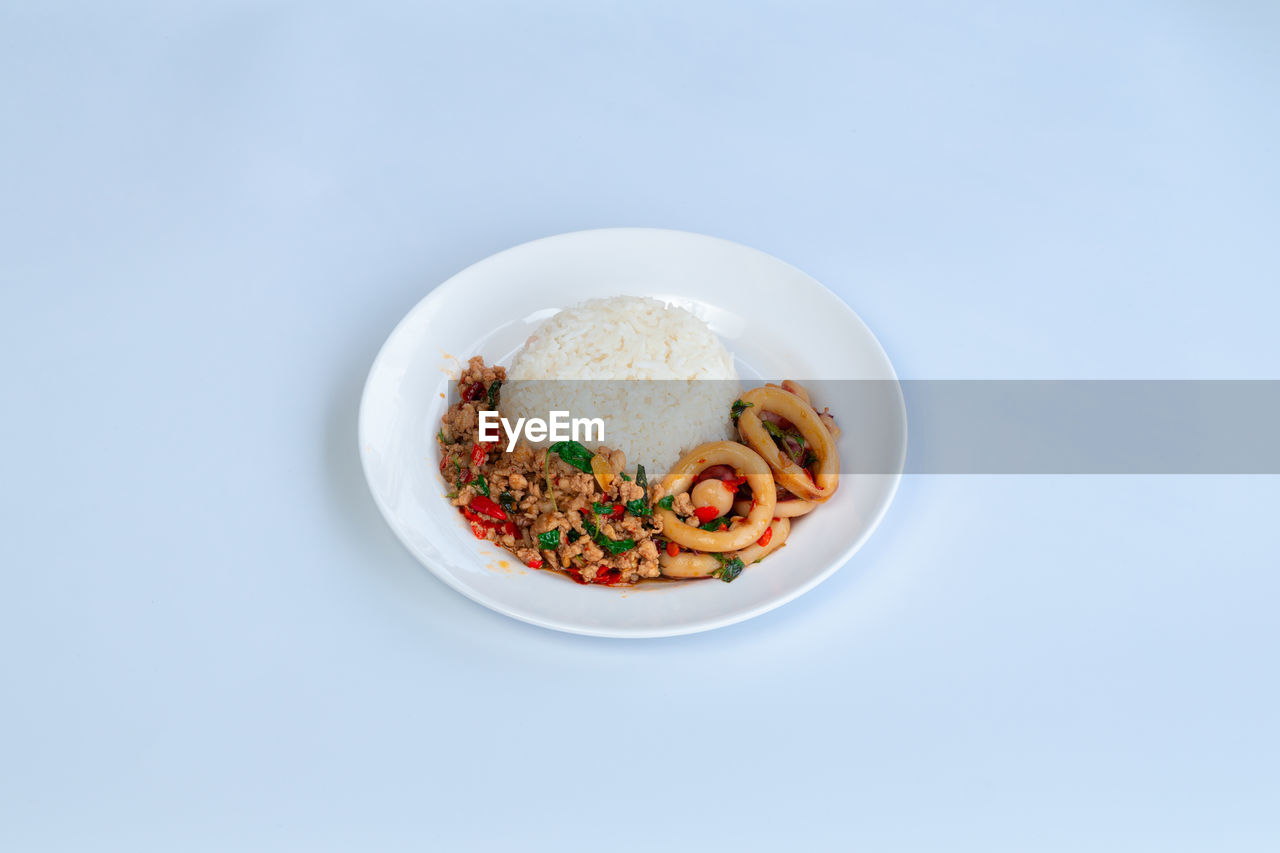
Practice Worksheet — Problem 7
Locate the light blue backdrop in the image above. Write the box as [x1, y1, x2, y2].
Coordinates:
[2, 2, 1277, 850]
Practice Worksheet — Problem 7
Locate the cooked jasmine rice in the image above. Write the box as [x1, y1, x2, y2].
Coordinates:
[502, 296, 740, 476]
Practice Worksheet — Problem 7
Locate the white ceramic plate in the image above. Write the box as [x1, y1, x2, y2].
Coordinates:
[359, 228, 906, 637]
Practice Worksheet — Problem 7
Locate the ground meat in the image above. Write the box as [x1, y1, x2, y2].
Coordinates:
[530, 511, 560, 537]
[636, 539, 660, 578]
[455, 405, 477, 433]
[449, 484, 477, 508]
[581, 540, 605, 563]
[617, 516, 644, 537]
[437, 357, 664, 585]
[616, 479, 645, 504]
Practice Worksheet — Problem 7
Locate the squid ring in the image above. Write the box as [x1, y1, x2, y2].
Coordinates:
[730, 516, 790, 566]
[736, 386, 839, 502]
[659, 517, 791, 578]
[656, 551, 720, 579]
[656, 441, 776, 552]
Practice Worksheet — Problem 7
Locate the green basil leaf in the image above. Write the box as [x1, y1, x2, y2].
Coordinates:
[764, 421, 807, 464]
[472, 474, 489, 497]
[619, 465, 651, 517]
[582, 519, 636, 555]
[656, 495, 674, 511]
[536, 529, 560, 550]
[486, 378, 501, 410]
[549, 440, 594, 473]
[713, 557, 745, 583]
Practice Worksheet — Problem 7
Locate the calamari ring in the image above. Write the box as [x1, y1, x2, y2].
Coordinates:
[656, 441, 776, 552]
[656, 551, 720, 579]
[733, 497, 817, 519]
[659, 517, 791, 578]
[736, 386, 839, 502]
[731, 516, 790, 565]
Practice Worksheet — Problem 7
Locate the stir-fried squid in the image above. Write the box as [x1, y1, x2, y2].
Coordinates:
[735, 385, 840, 503]
[655, 441, 777, 552]
[651, 380, 841, 579]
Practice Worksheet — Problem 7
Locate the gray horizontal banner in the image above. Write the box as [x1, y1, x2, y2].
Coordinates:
[476, 380, 1280, 474]
[900, 380, 1280, 474]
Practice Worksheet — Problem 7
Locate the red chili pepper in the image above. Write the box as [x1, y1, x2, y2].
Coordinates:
[717, 522, 728, 531]
[609, 503, 625, 519]
[527, 558, 543, 569]
[757, 527, 773, 548]
[470, 442, 490, 466]
[665, 541, 680, 557]
[468, 521, 488, 539]
[722, 476, 747, 492]
[593, 568, 623, 586]
[469, 495, 507, 521]
[565, 568, 587, 584]
[501, 521, 518, 538]
[461, 382, 483, 402]
[693, 505, 720, 524]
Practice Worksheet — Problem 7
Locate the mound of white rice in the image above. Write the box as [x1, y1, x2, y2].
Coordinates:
[502, 296, 739, 476]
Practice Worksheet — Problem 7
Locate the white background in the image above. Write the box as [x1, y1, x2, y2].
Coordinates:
[2, 2, 1278, 850]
